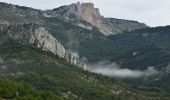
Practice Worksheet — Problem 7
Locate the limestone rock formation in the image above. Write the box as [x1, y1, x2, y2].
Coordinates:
[0, 23, 87, 69]
[43, 2, 147, 35]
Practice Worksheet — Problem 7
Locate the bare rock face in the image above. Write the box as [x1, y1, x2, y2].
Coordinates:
[80, 3, 114, 35]
[0, 23, 86, 69]
[43, 2, 147, 36]
[43, 2, 87, 19]
[0, 20, 9, 26]
[32, 27, 66, 58]
[80, 3, 101, 25]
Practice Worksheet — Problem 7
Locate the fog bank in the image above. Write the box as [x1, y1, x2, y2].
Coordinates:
[87, 61, 159, 78]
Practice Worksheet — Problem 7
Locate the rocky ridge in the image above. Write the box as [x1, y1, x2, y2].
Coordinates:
[0, 2, 147, 35]
[42, 2, 147, 35]
[0, 2, 41, 18]
[0, 23, 87, 69]
[0, 2, 43, 26]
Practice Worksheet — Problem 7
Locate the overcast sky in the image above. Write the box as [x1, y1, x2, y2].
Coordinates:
[1, 0, 170, 27]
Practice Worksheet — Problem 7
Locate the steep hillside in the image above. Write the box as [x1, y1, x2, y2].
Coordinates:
[0, 44, 170, 100]
[108, 26, 170, 69]
[44, 17, 170, 72]
[0, 23, 86, 68]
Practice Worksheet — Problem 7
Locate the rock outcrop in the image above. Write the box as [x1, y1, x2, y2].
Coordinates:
[42, 2, 101, 22]
[80, 3, 101, 26]
[43, 2, 147, 35]
[0, 23, 87, 69]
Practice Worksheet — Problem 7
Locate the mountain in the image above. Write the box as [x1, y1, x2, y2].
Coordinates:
[1, 1, 170, 99]
[0, 2, 146, 35]
[43, 2, 147, 35]
[0, 1, 147, 62]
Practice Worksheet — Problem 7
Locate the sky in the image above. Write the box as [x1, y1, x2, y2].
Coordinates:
[1, 0, 170, 27]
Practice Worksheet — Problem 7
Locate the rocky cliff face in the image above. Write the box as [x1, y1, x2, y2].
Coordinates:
[0, 23, 87, 69]
[80, 3, 101, 26]
[42, 2, 101, 21]
[43, 2, 147, 36]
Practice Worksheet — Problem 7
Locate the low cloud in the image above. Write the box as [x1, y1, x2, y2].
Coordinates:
[87, 61, 159, 78]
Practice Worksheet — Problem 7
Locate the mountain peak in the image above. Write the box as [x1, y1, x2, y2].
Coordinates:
[65, 2, 101, 22]
[76, 2, 101, 25]
[0, 2, 147, 36]
[43, 2, 146, 35]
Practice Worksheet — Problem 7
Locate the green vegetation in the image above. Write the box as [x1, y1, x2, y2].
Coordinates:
[44, 18, 170, 91]
[45, 18, 170, 70]
[0, 44, 121, 100]
[0, 44, 170, 100]
[0, 77, 61, 100]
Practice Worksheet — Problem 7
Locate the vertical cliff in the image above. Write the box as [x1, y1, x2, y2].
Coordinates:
[0, 23, 87, 69]
[80, 3, 101, 25]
